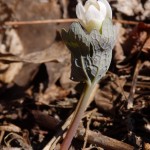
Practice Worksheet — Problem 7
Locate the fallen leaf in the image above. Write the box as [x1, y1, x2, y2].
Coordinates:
[31, 110, 60, 130]
[95, 74, 126, 113]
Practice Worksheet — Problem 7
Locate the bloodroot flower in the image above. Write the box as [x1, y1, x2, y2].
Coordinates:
[60, 1, 117, 150]
[76, 0, 112, 32]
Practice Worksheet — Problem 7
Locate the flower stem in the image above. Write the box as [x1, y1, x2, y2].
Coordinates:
[60, 82, 96, 150]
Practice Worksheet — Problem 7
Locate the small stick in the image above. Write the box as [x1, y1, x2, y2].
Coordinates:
[127, 35, 149, 109]
[127, 60, 142, 109]
[83, 109, 97, 149]
[5, 19, 78, 26]
[4, 18, 146, 26]
[77, 128, 134, 150]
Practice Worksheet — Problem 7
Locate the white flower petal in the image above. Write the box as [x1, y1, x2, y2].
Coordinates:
[79, 19, 87, 29]
[85, 5, 102, 23]
[84, 0, 98, 11]
[85, 19, 103, 32]
[97, 1, 107, 19]
[98, 0, 112, 18]
[76, 0, 113, 32]
[76, 2, 86, 21]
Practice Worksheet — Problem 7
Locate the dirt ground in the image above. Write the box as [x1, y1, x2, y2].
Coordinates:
[0, 0, 150, 150]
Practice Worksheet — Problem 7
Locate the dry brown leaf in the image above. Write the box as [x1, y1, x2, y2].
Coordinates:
[144, 142, 150, 150]
[59, 65, 77, 89]
[0, 0, 70, 85]
[0, 28, 23, 83]
[114, 22, 150, 75]
[113, 0, 149, 20]
[31, 110, 60, 130]
[0, 42, 68, 64]
[95, 74, 126, 113]
[38, 84, 70, 105]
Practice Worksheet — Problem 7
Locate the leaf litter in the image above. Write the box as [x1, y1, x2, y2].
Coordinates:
[0, 0, 150, 150]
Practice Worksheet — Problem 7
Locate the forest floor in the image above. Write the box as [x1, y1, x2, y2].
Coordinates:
[0, 0, 150, 150]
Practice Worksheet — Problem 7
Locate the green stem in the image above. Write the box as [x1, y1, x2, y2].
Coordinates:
[60, 82, 96, 150]
[81, 56, 91, 85]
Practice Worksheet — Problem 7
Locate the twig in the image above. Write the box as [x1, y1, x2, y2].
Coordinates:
[5, 19, 78, 26]
[4, 18, 148, 26]
[0, 124, 21, 133]
[77, 128, 134, 150]
[0, 131, 5, 144]
[127, 60, 142, 109]
[127, 35, 149, 109]
[83, 109, 97, 149]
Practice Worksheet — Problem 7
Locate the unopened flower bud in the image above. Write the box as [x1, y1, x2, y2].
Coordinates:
[76, 0, 112, 32]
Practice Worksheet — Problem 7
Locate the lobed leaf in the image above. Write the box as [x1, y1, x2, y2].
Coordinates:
[61, 20, 116, 83]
